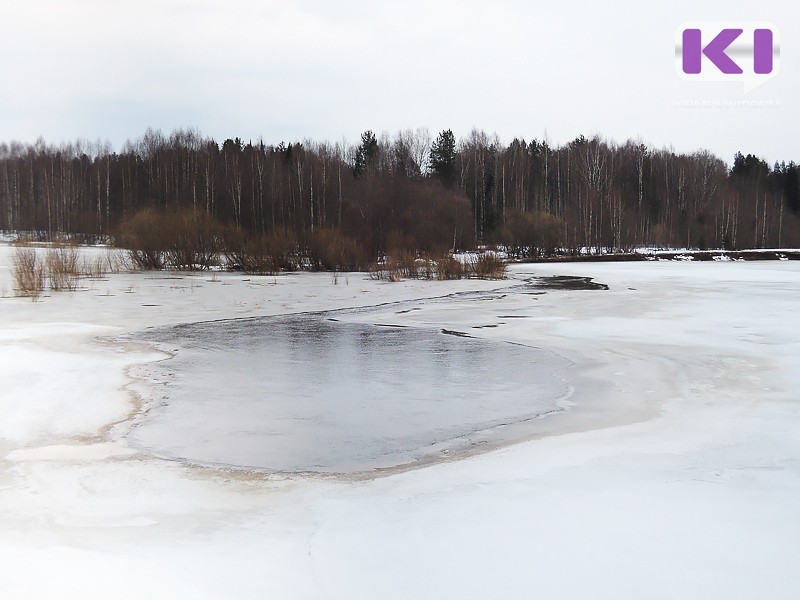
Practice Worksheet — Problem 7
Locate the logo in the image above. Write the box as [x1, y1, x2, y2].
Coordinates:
[675, 22, 780, 92]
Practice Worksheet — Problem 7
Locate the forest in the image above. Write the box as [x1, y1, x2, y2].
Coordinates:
[1, 128, 798, 266]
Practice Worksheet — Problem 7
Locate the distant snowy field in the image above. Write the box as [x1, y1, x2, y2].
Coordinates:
[1, 244, 799, 599]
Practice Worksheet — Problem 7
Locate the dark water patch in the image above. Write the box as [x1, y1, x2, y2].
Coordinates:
[529, 276, 609, 291]
[125, 315, 570, 474]
[441, 329, 474, 338]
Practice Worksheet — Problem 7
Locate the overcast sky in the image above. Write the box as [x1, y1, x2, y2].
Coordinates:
[1, 0, 797, 165]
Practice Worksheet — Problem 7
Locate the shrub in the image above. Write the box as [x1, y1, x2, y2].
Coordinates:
[46, 244, 80, 290]
[12, 246, 45, 299]
[164, 211, 223, 270]
[304, 229, 372, 271]
[116, 208, 224, 270]
[224, 229, 278, 275]
[81, 255, 106, 279]
[369, 264, 402, 282]
[389, 250, 419, 279]
[80, 249, 125, 278]
[469, 253, 507, 279]
[224, 228, 299, 274]
[264, 230, 300, 271]
[115, 208, 169, 270]
[371, 252, 507, 282]
[419, 257, 436, 280]
[499, 210, 564, 258]
[435, 254, 464, 280]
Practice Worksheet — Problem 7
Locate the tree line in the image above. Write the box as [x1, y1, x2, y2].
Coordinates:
[1, 128, 798, 257]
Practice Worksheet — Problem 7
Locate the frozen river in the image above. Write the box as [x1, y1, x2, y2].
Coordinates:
[126, 313, 572, 473]
[3, 251, 800, 599]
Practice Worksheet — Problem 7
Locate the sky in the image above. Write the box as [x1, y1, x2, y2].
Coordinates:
[0, 0, 797, 165]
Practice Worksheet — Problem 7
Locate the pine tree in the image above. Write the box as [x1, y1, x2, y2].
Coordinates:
[428, 129, 457, 187]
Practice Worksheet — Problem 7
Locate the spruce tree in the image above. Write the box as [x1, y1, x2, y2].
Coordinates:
[429, 129, 457, 187]
[354, 130, 378, 179]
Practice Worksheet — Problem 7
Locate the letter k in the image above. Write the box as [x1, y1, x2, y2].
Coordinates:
[683, 28, 743, 74]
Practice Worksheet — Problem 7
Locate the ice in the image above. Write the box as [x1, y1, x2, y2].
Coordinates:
[125, 316, 570, 472]
[2, 243, 800, 599]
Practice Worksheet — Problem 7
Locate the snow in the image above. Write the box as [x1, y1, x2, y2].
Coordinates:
[1, 243, 799, 599]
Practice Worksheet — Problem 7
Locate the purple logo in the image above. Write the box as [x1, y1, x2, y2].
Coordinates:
[675, 22, 780, 92]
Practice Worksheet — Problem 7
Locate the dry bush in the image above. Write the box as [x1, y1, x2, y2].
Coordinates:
[224, 229, 298, 274]
[469, 253, 507, 279]
[116, 209, 224, 271]
[224, 229, 279, 275]
[128, 247, 164, 270]
[80, 255, 105, 278]
[90, 248, 127, 275]
[99, 248, 132, 273]
[164, 211, 223, 270]
[374, 250, 439, 282]
[264, 230, 299, 271]
[46, 244, 80, 290]
[371, 251, 438, 282]
[224, 227, 257, 271]
[12, 246, 45, 299]
[372, 252, 472, 282]
[419, 257, 436, 280]
[369, 265, 402, 282]
[304, 229, 372, 271]
[436, 254, 464, 280]
[499, 210, 564, 258]
[389, 250, 419, 278]
[80, 251, 121, 278]
[372, 250, 417, 281]
[115, 208, 168, 270]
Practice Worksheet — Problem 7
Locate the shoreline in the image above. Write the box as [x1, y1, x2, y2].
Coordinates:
[519, 248, 800, 263]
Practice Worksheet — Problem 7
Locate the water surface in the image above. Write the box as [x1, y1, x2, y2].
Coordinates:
[127, 315, 571, 473]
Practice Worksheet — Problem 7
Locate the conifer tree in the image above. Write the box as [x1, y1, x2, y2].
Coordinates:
[428, 129, 457, 187]
[354, 130, 378, 179]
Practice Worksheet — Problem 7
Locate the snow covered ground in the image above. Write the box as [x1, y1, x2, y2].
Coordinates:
[1, 243, 799, 599]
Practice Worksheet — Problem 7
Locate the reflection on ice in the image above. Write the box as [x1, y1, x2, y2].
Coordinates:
[127, 316, 571, 473]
